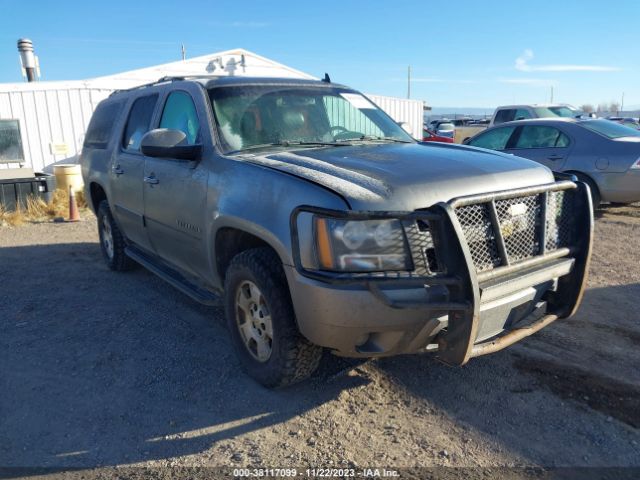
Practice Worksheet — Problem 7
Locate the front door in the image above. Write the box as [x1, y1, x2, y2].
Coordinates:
[143, 88, 209, 277]
[109, 94, 158, 252]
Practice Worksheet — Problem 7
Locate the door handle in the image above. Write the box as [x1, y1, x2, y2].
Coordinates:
[112, 165, 124, 175]
[547, 155, 564, 161]
[144, 175, 159, 185]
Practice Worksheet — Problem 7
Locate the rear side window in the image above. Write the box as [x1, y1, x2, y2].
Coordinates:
[84, 101, 122, 149]
[159, 91, 200, 144]
[514, 126, 570, 149]
[122, 95, 158, 152]
[468, 126, 516, 150]
[494, 109, 516, 125]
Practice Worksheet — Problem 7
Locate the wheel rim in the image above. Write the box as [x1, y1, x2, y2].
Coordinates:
[101, 214, 114, 260]
[235, 280, 273, 362]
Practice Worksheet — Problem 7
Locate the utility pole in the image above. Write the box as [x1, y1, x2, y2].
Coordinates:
[621, 92, 625, 113]
[181, 44, 186, 61]
[407, 66, 411, 99]
[550, 85, 554, 103]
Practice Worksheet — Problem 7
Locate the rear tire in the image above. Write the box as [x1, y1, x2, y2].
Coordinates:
[224, 247, 322, 387]
[97, 200, 136, 271]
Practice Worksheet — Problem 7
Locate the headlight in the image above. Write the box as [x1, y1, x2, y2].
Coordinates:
[314, 216, 411, 272]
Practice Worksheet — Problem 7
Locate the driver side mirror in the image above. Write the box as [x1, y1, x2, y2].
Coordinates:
[141, 128, 202, 161]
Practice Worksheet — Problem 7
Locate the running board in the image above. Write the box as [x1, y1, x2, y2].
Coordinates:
[125, 246, 221, 306]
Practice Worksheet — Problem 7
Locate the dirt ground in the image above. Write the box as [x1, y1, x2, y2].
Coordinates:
[1, 205, 639, 476]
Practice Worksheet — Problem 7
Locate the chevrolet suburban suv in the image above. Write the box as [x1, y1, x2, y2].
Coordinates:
[81, 76, 593, 387]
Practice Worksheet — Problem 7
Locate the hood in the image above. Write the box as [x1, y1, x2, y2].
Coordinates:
[240, 142, 555, 211]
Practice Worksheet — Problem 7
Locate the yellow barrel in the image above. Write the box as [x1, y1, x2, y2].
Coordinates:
[53, 164, 84, 194]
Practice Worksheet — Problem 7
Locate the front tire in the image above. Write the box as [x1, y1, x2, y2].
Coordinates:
[224, 248, 322, 387]
[574, 173, 601, 210]
[97, 200, 135, 271]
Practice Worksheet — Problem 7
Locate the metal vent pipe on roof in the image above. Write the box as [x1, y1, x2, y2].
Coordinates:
[17, 38, 37, 82]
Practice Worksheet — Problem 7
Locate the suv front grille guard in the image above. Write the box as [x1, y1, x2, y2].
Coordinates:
[450, 181, 577, 282]
[290, 177, 593, 365]
[435, 179, 593, 365]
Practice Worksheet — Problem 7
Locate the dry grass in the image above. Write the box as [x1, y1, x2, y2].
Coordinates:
[0, 189, 90, 227]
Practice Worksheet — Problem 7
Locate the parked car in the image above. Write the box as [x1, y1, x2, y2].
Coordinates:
[452, 118, 474, 127]
[490, 104, 583, 127]
[607, 117, 640, 130]
[422, 127, 454, 143]
[431, 120, 456, 138]
[81, 76, 592, 387]
[464, 118, 640, 207]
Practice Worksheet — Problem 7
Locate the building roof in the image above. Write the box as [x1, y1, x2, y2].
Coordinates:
[0, 48, 316, 92]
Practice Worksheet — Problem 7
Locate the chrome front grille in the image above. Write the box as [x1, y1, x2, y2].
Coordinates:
[454, 189, 575, 273]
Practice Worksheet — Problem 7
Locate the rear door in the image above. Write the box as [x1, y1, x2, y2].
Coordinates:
[505, 125, 572, 170]
[109, 94, 159, 252]
[143, 86, 210, 277]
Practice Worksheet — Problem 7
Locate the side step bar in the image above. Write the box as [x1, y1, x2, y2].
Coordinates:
[125, 246, 221, 306]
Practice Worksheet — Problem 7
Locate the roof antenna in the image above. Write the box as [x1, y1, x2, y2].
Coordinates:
[322, 73, 331, 83]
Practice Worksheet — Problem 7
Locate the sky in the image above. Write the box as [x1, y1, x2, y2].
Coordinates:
[0, 0, 638, 110]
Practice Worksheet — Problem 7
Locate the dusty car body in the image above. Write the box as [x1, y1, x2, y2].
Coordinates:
[81, 76, 593, 387]
[465, 118, 640, 206]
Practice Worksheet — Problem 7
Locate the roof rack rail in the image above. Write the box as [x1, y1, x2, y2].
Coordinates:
[109, 74, 222, 97]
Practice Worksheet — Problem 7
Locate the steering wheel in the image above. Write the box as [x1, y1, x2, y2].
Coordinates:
[330, 125, 364, 141]
[330, 126, 348, 135]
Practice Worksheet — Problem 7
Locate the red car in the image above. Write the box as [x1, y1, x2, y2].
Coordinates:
[422, 128, 454, 143]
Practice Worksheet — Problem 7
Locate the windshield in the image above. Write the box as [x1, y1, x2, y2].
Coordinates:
[580, 119, 640, 139]
[548, 106, 577, 118]
[534, 106, 575, 118]
[208, 85, 413, 153]
[436, 123, 455, 131]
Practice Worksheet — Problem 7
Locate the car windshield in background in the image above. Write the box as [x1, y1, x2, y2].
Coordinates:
[548, 106, 577, 117]
[579, 119, 640, 139]
[534, 106, 575, 118]
[437, 123, 455, 131]
[208, 85, 413, 154]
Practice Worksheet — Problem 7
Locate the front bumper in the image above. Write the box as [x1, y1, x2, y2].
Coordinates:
[287, 178, 593, 365]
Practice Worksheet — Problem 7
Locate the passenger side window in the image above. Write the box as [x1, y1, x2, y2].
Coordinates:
[159, 91, 200, 144]
[468, 126, 516, 151]
[122, 95, 158, 152]
[514, 126, 570, 149]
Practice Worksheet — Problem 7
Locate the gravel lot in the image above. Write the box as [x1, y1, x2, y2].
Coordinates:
[1, 206, 639, 474]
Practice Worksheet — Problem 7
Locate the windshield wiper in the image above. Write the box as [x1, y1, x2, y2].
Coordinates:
[230, 141, 352, 154]
[336, 135, 413, 144]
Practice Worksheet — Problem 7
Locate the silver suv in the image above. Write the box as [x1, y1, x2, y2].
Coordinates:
[81, 76, 593, 387]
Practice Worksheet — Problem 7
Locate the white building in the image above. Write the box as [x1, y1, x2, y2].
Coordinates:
[0, 48, 423, 172]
